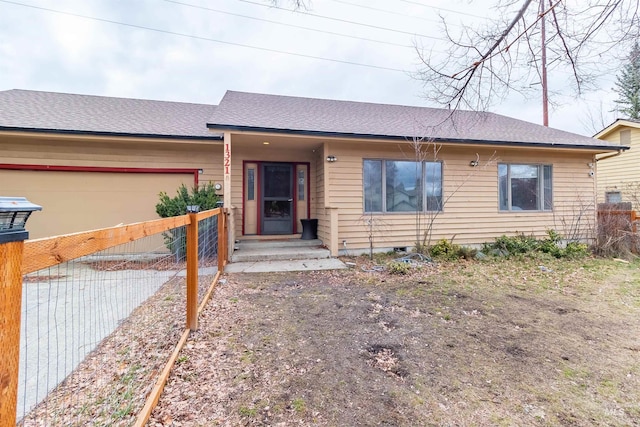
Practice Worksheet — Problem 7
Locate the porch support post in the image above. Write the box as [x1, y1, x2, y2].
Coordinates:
[592, 153, 599, 241]
[326, 206, 339, 257]
[223, 132, 234, 260]
[322, 142, 340, 256]
[223, 132, 232, 212]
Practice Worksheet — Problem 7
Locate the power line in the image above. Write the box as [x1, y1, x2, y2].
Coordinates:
[0, 0, 410, 73]
[161, 0, 414, 49]
[392, 0, 488, 19]
[326, 0, 465, 26]
[234, 0, 444, 41]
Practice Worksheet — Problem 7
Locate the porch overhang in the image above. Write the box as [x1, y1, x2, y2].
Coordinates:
[208, 124, 627, 153]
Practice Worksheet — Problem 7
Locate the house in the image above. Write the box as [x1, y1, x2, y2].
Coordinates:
[595, 119, 640, 206]
[1, 89, 626, 257]
[0, 90, 224, 240]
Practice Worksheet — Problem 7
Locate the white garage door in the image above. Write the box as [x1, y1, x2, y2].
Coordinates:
[0, 170, 193, 239]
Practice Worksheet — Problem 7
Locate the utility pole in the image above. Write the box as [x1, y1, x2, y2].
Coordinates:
[540, 0, 549, 126]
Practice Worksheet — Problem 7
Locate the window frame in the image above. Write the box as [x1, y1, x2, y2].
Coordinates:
[363, 159, 443, 214]
[605, 190, 622, 203]
[498, 163, 553, 212]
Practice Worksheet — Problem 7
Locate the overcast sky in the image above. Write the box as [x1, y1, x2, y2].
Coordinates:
[0, 0, 624, 136]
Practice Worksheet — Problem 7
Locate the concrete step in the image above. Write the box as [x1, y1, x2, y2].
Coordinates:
[225, 258, 346, 273]
[231, 244, 330, 262]
[236, 238, 322, 249]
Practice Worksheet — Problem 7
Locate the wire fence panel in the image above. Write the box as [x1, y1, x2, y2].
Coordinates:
[18, 226, 188, 426]
[197, 214, 219, 307]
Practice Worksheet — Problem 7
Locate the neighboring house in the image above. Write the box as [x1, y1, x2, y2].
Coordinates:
[595, 119, 640, 206]
[1, 89, 625, 257]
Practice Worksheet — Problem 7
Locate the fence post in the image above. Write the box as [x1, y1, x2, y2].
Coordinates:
[186, 213, 198, 331]
[217, 210, 224, 271]
[223, 211, 228, 264]
[0, 240, 25, 426]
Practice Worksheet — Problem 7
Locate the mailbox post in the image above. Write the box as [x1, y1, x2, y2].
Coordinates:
[0, 197, 41, 426]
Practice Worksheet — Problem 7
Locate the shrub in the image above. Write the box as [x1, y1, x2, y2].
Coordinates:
[594, 209, 638, 258]
[539, 230, 562, 257]
[155, 183, 220, 261]
[482, 230, 589, 259]
[458, 246, 478, 260]
[430, 239, 462, 260]
[387, 261, 411, 275]
[562, 241, 589, 258]
[492, 234, 539, 255]
[155, 183, 220, 218]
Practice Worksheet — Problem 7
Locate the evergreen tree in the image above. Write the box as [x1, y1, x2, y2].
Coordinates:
[613, 42, 640, 120]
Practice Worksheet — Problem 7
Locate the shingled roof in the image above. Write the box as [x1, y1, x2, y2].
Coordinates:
[208, 91, 624, 150]
[0, 89, 221, 139]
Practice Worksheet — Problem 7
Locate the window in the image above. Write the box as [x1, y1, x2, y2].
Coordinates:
[297, 169, 305, 201]
[621, 129, 631, 145]
[364, 159, 442, 213]
[247, 168, 255, 201]
[605, 191, 622, 203]
[499, 164, 552, 211]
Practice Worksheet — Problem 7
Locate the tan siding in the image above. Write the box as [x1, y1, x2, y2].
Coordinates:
[0, 135, 224, 185]
[0, 134, 224, 238]
[0, 170, 190, 239]
[328, 142, 596, 252]
[597, 128, 640, 207]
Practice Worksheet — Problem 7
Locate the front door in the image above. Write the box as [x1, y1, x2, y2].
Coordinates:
[261, 163, 294, 234]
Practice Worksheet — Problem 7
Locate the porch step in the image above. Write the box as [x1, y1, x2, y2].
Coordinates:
[237, 238, 322, 248]
[231, 239, 330, 262]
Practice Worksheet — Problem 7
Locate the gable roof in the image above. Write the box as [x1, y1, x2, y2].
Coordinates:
[0, 89, 221, 140]
[594, 118, 640, 139]
[208, 91, 624, 151]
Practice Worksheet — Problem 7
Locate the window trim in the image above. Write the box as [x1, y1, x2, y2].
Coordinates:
[498, 163, 553, 212]
[363, 159, 443, 214]
[605, 190, 622, 203]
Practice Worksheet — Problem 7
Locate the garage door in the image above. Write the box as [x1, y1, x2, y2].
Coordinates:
[0, 170, 193, 239]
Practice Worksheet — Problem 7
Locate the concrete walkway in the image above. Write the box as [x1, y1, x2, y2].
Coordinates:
[224, 258, 347, 273]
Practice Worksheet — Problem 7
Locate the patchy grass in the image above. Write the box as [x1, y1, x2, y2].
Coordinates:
[150, 256, 640, 426]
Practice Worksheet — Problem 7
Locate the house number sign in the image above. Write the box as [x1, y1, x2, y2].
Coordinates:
[224, 143, 231, 176]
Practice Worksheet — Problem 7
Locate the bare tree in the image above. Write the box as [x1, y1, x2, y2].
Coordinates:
[415, 0, 640, 112]
[400, 138, 497, 253]
[269, 0, 310, 9]
[581, 99, 615, 134]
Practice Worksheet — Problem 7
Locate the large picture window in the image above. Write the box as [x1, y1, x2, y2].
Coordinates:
[499, 164, 552, 211]
[364, 159, 442, 213]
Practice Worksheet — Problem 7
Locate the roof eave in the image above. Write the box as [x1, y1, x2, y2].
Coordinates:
[207, 124, 626, 152]
[0, 126, 223, 141]
[594, 119, 640, 139]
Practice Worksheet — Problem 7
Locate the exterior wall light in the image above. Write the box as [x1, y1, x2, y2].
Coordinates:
[326, 155, 337, 163]
[0, 197, 42, 243]
[469, 160, 479, 167]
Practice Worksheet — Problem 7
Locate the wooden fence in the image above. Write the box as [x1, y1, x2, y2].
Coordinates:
[597, 209, 638, 233]
[0, 208, 228, 426]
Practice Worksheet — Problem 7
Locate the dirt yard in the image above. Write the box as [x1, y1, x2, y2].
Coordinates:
[149, 256, 640, 426]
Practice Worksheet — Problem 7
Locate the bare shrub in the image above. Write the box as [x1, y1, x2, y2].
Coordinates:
[594, 206, 639, 257]
[553, 194, 595, 243]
